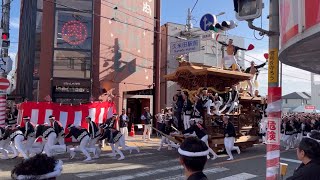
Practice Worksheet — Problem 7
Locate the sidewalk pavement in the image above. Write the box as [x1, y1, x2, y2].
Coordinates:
[101, 135, 161, 151]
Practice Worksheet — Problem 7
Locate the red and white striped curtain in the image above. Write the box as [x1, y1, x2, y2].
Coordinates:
[18, 101, 117, 129]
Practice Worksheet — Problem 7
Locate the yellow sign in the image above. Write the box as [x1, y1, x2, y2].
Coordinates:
[268, 49, 279, 83]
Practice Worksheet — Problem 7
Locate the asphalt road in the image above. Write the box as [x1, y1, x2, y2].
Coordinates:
[0, 136, 301, 180]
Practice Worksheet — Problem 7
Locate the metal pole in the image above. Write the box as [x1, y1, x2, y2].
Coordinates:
[0, 0, 11, 127]
[1, 0, 10, 57]
[154, 0, 161, 121]
[266, 0, 281, 179]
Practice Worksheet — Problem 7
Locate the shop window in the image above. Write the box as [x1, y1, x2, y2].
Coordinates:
[53, 50, 91, 78]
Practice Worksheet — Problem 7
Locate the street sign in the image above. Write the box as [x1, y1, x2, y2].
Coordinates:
[0, 78, 10, 90]
[201, 32, 215, 40]
[170, 38, 200, 55]
[200, 14, 217, 31]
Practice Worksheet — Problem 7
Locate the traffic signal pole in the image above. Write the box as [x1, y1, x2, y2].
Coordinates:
[1, 0, 11, 57]
[0, 0, 11, 127]
[266, 0, 281, 180]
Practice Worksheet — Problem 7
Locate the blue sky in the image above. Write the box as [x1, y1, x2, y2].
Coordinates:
[7, 0, 311, 96]
[161, 0, 311, 96]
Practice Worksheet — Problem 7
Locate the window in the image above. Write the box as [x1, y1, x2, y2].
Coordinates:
[53, 50, 91, 78]
[56, 0, 93, 11]
[55, 11, 92, 50]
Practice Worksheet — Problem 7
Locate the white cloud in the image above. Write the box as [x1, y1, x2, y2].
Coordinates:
[10, 18, 20, 29]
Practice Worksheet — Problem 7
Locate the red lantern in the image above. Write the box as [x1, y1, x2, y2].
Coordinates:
[264, 53, 269, 60]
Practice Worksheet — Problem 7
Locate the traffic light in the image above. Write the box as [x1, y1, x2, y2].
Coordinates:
[1, 32, 10, 48]
[209, 20, 237, 32]
[234, 0, 263, 21]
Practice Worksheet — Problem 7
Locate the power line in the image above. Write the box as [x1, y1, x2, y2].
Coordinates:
[43, 0, 188, 41]
[100, 0, 154, 26]
[191, 0, 199, 12]
[101, 0, 158, 22]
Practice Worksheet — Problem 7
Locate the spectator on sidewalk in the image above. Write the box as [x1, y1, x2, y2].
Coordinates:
[11, 154, 63, 180]
[119, 109, 129, 140]
[178, 137, 208, 180]
[287, 131, 320, 180]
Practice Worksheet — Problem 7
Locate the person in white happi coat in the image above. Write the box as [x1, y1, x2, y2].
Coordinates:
[210, 93, 223, 115]
[220, 86, 239, 115]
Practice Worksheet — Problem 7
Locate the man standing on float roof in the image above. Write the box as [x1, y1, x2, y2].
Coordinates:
[218, 39, 252, 71]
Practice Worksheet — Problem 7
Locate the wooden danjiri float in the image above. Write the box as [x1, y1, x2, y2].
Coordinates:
[164, 61, 265, 151]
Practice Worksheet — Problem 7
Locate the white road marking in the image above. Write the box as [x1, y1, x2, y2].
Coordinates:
[280, 157, 301, 164]
[60, 152, 154, 161]
[155, 167, 230, 180]
[100, 165, 183, 180]
[217, 173, 257, 180]
[76, 164, 146, 178]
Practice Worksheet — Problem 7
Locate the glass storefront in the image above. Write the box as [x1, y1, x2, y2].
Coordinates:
[52, 0, 93, 103]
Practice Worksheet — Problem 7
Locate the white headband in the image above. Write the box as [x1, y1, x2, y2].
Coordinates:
[178, 148, 209, 157]
[306, 133, 320, 143]
[16, 160, 63, 180]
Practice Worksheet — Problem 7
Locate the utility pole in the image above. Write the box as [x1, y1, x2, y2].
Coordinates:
[266, 0, 281, 180]
[234, 0, 281, 179]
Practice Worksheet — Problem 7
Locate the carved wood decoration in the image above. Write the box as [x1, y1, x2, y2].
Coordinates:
[165, 62, 252, 91]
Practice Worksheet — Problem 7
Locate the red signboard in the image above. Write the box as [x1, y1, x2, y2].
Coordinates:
[305, 0, 320, 29]
[280, 0, 299, 46]
[305, 105, 316, 110]
[0, 78, 10, 90]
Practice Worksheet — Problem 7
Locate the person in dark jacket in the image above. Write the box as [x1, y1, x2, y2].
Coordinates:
[85, 117, 101, 154]
[178, 137, 209, 180]
[66, 124, 98, 162]
[222, 116, 240, 160]
[3, 122, 29, 160]
[100, 114, 139, 160]
[35, 124, 73, 158]
[21, 116, 36, 156]
[182, 91, 193, 130]
[119, 109, 129, 140]
[182, 118, 218, 160]
[141, 107, 152, 142]
[49, 115, 65, 145]
[287, 131, 320, 180]
[0, 126, 11, 159]
[157, 109, 179, 151]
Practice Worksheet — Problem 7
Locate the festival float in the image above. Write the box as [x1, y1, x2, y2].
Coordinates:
[164, 61, 264, 151]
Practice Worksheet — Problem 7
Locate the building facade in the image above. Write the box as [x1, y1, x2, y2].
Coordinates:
[160, 22, 245, 108]
[16, 0, 159, 118]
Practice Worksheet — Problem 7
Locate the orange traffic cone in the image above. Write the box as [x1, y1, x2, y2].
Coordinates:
[129, 124, 135, 137]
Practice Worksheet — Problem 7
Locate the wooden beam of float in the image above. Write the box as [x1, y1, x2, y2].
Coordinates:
[164, 62, 253, 91]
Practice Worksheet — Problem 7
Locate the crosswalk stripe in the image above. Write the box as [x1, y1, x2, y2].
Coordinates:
[216, 173, 257, 180]
[100, 165, 183, 180]
[76, 165, 146, 178]
[280, 157, 301, 164]
[155, 167, 230, 180]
